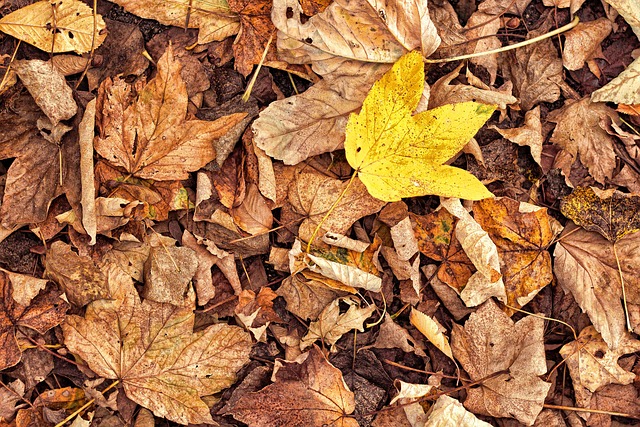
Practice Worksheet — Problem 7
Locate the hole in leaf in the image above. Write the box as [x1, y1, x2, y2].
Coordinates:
[286, 7, 293, 19]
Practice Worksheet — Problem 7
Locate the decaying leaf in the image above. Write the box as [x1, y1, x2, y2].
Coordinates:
[562, 18, 612, 72]
[373, 313, 426, 357]
[451, 300, 551, 425]
[490, 107, 544, 166]
[277, 274, 346, 321]
[227, 345, 359, 427]
[301, 296, 375, 350]
[474, 197, 561, 310]
[235, 287, 283, 341]
[0, 273, 69, 371]
[94, 46, 247, 181]
[0, 0, 107, 53]
[345, 51, 495, 202]
[425, 395, 493, 427]
[62, 281, 252, 425]
[410, 308, 453, 360]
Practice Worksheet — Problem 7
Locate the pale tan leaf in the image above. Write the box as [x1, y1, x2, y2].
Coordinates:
[0, 0, 106, 53]
[142, 242, 198, 305]
[79, 98, 97, 245]
[410, 308, 453, 360]
[562, 18, 612, 71]
[110, 0, 240, 44]
[440, 198, 506, 307]
[592, 56, 640, 105]
[490, 107, 544, 166]
[1, 269, 47, 307]
[602, 0, 640, 37]
[181, 230, 217, 306]
[451, 300, 550, 425]
[560, 326, 640, 394]
[231, 183, 273, 235]
[12, 59, 77, 126]
[277, 274, 346, 320]
[62, 287, 252, 425]
[301, 296, 375, 350]
[425, 395, 493, 427]
[373, 313, 426, 357]
[542, 0, 586, 14]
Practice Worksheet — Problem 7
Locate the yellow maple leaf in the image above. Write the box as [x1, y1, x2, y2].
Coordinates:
[344, 51, 496, 202]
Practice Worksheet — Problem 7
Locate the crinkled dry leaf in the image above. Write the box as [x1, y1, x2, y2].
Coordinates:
[592, 56, 640, 105]
[78, 99, 97, 245]
[62, 283, 252, 425]
[228, 0, 276, 77]
[490, 107, 544, 166]
[560, 326, 640, 393]
[345, 51, 495, 202]
[235, 287, 282, 341]
[228, 346, 359, 427]
[410, 308, 453, 360]
[12, 59, 77, 126]
[110, 0, 240, 44]
[548, 97, 619, 184]
[94, 46, 247, 181]
[425, 395, 493, 427]
[562, 18, 612, 71]
[301, 296, 375, 350]
[277, 274, 346, 321]
[142, 239, 198, 305]
[474, 197, 561, 310]
[231, 183, 273, 235]
[2, 269, 47, 307]
[0, 0, 106, 53]
[560, 186, 640, 243]
[441, 198, 505, 307]
[373, 313, 426, 357]
[0, 273, 69, 371]
[554, 223, 640, 349]
[451, 300, 551, 425]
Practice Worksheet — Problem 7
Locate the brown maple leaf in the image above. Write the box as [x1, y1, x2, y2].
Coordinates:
[94, 45, 247, 181]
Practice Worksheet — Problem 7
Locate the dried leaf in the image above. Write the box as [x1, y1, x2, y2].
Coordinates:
[109, 0, 240, 44]
[474, 198, 561, 310]
[0, 274, 69, 371]
[231, 183, 273, 235]
[94, 46, 247, 181]
[410, 308, 453, 360]
[78, 99, 97, 245]
[451, 300, 551, 425]
[62, 283, 252, 425]
[548, 97, 619, 184]
[562, 18, 612, 71]
[142, 239, 198, 305]
[0, 0, 106, 53]
[425, 395, 493, 427]
[228, 0, 276, 77]
[373, 313, 426, 357]
[277, 274, 345, 321]
[227, 346, 359, 427]
[301, 296, 376, 350]
[490, 107, 544, 166]
[592, 56, 640, 105]
[235, 288, 282, 341]
[345, 51, 495, 202]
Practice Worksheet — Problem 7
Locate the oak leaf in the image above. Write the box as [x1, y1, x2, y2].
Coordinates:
[62, 282, 252, 425]
[227, 345, 359, 427]
[451, 300, 551, 425]
[0, 272, 69, 371]
[0, 0, 106, 53]
[345, 51, 495, 202]
[94, 46, 247, 181]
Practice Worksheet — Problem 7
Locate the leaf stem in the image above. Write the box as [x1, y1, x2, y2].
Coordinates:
[306, 172, 358, 253]
[613, 242, 632, 331]
[424, 17, 579, 63]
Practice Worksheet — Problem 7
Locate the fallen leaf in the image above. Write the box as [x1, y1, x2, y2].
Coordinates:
[410, 308, 454, 360]
[227, 345, 359, 427]
[560, 186, 640, 243]
[425, 395, 493, 427]
[562, 18, 612, 71]
[490, 107, 544, 166]
[441, 198, 506, 307]
[301, 296, 376, 350]
[228, 0, 276, 77]
[94, 46, 247, 181]
[231, 183, 274, 235]
[0, 379, 25, 421]
[1, 270, 48, 307]
[579, 384, 640, 425]
[542, 0, 586, 14]
[345, 51, 495, 202]
[451, 300, 551, 425]
[592, 56, 640, 105]
[560, 326, 640, 393]
[62, 282, 252, 425]
[110, 0, 240, 44]
[0, 0, 106, 53]
[373, 313, 426, 357]
[235, 287, 283, 341]
[548, 97, 619, 184]
[12, 59, 77, 126]
[553, 223, 640, 349]
[0, 274, 69, 371]
[413, 209, 475, 294]
[277, 274, 346, 321]
[474, 197, 561, 310]
[78, 99, 97, 245]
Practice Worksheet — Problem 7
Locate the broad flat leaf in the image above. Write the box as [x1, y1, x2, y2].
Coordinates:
[345, 51, 495, 202]
[0, 0, 106, 53]
[0, 273, 69, 371]
[277, 274, 346, 321]
[373, 313, 426, 357]
[94, 46, 247, 181]
[562, 18, 612, 71]
[109, 0, 240, 44]
[554, 223, 640, 349]
[413, 209, 475, 294]
[62, 283, 252, 425]
[451, 300, 551, 425]
[228, 0, 276, 76]
[228, 346, 358, 426]
[425, 395, 493, 427]
[474, 197, 561, 310]
[560, 186, 640, 243]
[560, 326, 640, 393]
[548, 97, 618, 184]
[301, 296, 376, 350]
[142, 240, 198, 305]
[592, 56, 640, 105]
[409, 308, 453, 360]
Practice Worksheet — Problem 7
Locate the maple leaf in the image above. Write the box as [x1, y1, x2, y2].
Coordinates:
[228, 0, 276, 77]
[0, 0, 106, 54]
[0, 272, 69, 371]
[227, 345, 359, 427]
[344, 51, 495, 202]
[451, 300, 551, 425]
[62, 281, 252, 425]
[94, 46, 247, 181]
